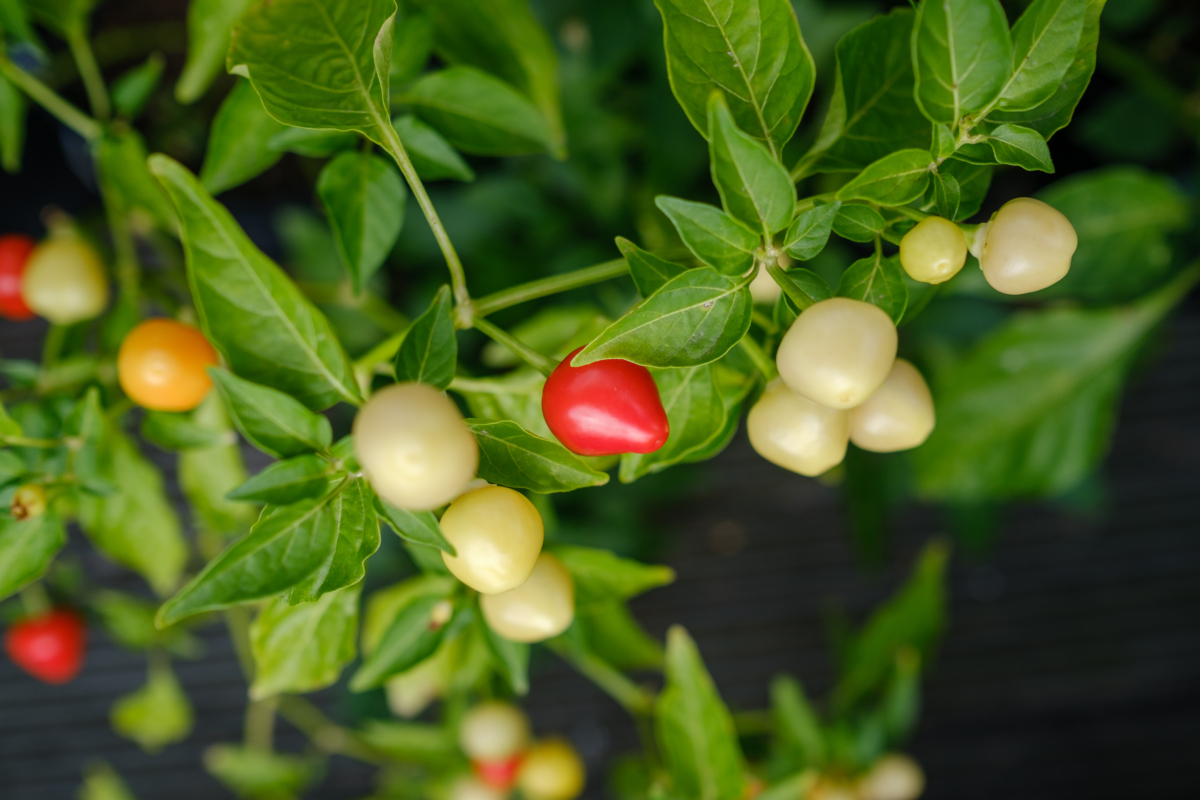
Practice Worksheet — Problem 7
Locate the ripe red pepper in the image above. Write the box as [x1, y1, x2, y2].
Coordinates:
[473, 754, 524, 789]
[542, 347, 670, 457]
[0, 234, 36, 321]
[4, 609, 87, 684]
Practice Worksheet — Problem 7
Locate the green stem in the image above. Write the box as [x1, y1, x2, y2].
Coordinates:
[2, 435, 65, 448]
[471, 315, 556, 376]
[0, 58, 101, 140]
[223, 607, 256, 681]
[276, 696, 389, 765]
[751, 309, 778, 334]
[19, 583, 51, 616]
[793, 192, 837, 216]
[739, 335, 778, 381]
[100, 179, 139, 300]
[887, 205, 928, 223]
[244, 696, 278, 752]
[547, 639, 656, 716]
[473, 258, 630, 317]
[41, 324, 68, 369]
[66, 26, 110, 121]
[377, 120, 471, 320]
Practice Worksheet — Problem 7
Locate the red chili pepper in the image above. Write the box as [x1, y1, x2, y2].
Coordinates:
[474, 754, 524, 789]
[0, 234, 37, 321]
[542, 347, 669, 457]
[4, 609, 87, 684]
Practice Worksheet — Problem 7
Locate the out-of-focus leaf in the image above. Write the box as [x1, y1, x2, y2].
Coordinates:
[199, 79, 286, 195]
[317, 151, 406, 292]
[551, 545, 675, 608]
[110, 660, 194, 753]
[176, 0, 253, 103]
[250, 582, 360, 699]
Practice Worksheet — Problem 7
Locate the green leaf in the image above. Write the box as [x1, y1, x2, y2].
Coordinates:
[376, 497, 456, 555]
[0, 75, 25, 173]
[64, 388, 113, 496]
[249, 582, 360, 699]
[317, 151, 406, 292]
[228, 0, 395, 143]
[987, 123, 1054, 172]
[771, 675, 826, 769]
[398, 66, 558, 156]
[390, 9, 432, 86]
[834, 542, 947, 710]
[395, 285, 457, 390]
[996, 0, 1088, 113]
[421, 0, 565, 157]
[657, 626, 745, 800]
[28, 0, 94, 35]
[205, 745, 318, 799]
[551, 545, 674, 609]
[91, 590, 201, 657]
[141, 411, 229, 451]
[111, 660, 194, 754]
[151, 156, 361, 410]
[227, 454, 339, 504]
[769, 266, 832, 312]
[111, 53, 165, 119]
[653, 0, 815, 158]
[802, 9, 929, 174]
[466, 418, 610, 493]
[357, 719, 457, 762]
[0, 0, 39, 45]
[987, 0, 1105, 138]
[1035, 166, 1190, 302]
[286, 477, 379, 603]
[783, 202, 840, 261]
[837, 253, 908, 325]
[453, 370, 551, 438]
[351, 593, 451, 691]
[393, 114, 474, 182]
[179, 394, 259, 539]
[912, 0, 1013, 124]
[0, 514, 65, 601]
[266, 126, 358, 158]
[208, 368, 334, 459]
[577, 601, 664, 671]
[938, 159, 992, 221]
[93, 131, 176, 230]
[176, 0, 254, 104]
[199, 79, 286, 195]
[618, 365, 723, 482]
[914, 268, 1199, 500]
[79, 762, 139, 800]
[832, 204, 885, 242]
[836, 149, 932, 207]
[655, 196, 759, 276]
[573, 267, 752, 369]
[483, 619, 530, 696]
[930, 171, 961, 220]
[78, 434, 187, 597]
[617, 237, 688, 298]
[707, 92, 794, 237]
[157, 492, 343, 626]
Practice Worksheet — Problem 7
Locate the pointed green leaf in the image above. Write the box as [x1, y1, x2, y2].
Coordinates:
[157, 493, 343, 626]
[267, 126, 358, 158]
[836, 149, 933, 207]
[111, 660, 194, 754]
[930, 171, 961, 220]
[94, 131, 176, 230]
[205, 746, 319, 799]
[151, 156, 361, 410]
[551, 545, 675, 609]
[390, 9, 433, 86]
[996, 0, 1088, 112]
[987, 123, 1054, 173]
[142, 411, 229, 451]
[393, 114, 474, 182]
[227, 454, 340, 504]
[655, 196, 759, 276]
[287, 477, 379, 603]
[783, 202, 841, 261]
[577, 600, 664, 671]
[376, 497, 456, 556]
[111, 53, 165, 119]
[395, 285, 457, 390]
[616, 237, 688, 299]
[249, 582, 361, 699]
[199, 79, 286, 195]
[351, 593, 450, 691]
[771, 675, 826, 769]
[912, 0, 1013, 124]
[769, 266, 832, 312]
[466, 418, 609, 493]
[483, 619, 529, 696]
[0, 513, 66, 601]
[317, 151, 406, 292]
[79, 762, 138, 800]
[837, 253, 908, 325]
[228, 0, 395, 142]
[573, 267, 752, 369]
[657, 626, 745, 800]
[398, 66, 557, 156]
[653, 0, 814, 157]
[801, 9, 928, 174]
[208, 368, 334, 459]
[619, 364, 723, 482]
[707, 92, 794, 236]
[832, 204, 885, 242]
[176, 0, 254, 103]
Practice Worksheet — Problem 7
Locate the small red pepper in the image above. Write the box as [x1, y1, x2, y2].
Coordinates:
[541, 347, 670, 457]
[4, 609, 87, 684]
[0, 234, 36, 321]
[474, 754, 525, 789]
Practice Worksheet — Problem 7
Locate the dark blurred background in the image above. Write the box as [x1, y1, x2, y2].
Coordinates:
[2, 0, 1200, 798]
